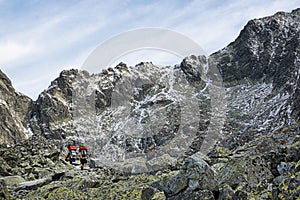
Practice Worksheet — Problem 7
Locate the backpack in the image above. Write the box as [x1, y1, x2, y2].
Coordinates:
[81, 149, 87, 155]
[79, 145, 87, 151]
[79, 144, 87, 156]
[68, 145, 77, 151]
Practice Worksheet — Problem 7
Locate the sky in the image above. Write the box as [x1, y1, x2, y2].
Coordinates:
[0, 0, 299, 100]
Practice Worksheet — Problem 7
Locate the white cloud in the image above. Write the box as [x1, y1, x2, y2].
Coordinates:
[13, 74, 53, 99]
[0, 40, 37, 65]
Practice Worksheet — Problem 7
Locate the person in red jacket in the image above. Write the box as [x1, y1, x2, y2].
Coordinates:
[79, 144, 88, 170]
[65, 144, 77, 164]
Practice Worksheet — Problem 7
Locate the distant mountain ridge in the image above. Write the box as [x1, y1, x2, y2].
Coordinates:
[25, 8, 300, 150]
[0, 8, 299, 151]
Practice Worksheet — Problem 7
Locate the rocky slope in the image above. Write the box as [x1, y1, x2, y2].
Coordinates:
[0, 70, 32, 145]
[1, 8, 300, 200]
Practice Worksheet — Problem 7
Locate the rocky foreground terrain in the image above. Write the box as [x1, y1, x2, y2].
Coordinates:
[1, 8, 300, 200]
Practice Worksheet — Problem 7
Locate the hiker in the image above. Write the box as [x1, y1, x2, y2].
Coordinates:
[65, 144, 77, 164]
[79, 144, 88, 170]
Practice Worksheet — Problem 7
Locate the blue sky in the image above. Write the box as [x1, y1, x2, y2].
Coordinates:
[0, 0, 299, 99]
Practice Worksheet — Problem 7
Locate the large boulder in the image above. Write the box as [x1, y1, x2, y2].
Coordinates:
[146, 154, 177, 172]
[0, 176, 25, 188]
[184, 152, 218, 191]
[152, 152, 218, 197]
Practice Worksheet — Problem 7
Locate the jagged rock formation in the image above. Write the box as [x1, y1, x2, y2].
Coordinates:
[0, 70, 32, 145]
[212, 9, 300, 87]
[29, 60, 214, 167]
[29, 69, 80, 139]
[0, 8, 299, 200]
[210, 8, 300, 148]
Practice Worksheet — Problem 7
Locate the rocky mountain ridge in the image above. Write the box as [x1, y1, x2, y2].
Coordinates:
[0, 70, 32, 145]
[0, 8, 300, 199]
[209, 7, 300, 150]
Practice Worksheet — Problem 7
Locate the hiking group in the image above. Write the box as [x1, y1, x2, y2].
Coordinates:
[65, 143, 88, 170]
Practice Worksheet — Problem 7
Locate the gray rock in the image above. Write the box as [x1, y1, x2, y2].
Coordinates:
[277, 162, 292, 175]
[141, 187, 156, 200]
[217, 156, 273, 189]
[124, 161, 148, 175]
[89, 158, 100, 168]
[90, 157, 148, 174]
[185, 152, 218, 191]
[0, 157, 11, 176]
[161, 171, 188, 197]
[180, 55, 206, 85]
[0, 176, 25, 188]
[52, 171, 66, 181]
[167, 189, 215, 200]
[218, 184, 234, 200]
[146, 154, 177, 172]
[16, 178, 51, 190]
[232, 190, 249, 200]
[153, 153, 218, 197]
[0, 178, 11, 199]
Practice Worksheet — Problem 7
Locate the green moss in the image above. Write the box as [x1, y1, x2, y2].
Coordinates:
[0, 184, 11, 200]
[47, 187, 86, 199]
[215, 147, 231, 156]
[282, 184, 289, 191]
[82, 173, 167, 199]
[152, 191, 166, 200]
[290, 189, 296, 194]
[236, 185, 244, 190]
[212, 163, 225, 175]
[50, 115, 72, 126]
[278, 193, 285, 199]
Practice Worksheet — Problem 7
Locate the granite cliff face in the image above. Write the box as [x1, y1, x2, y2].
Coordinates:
[212, 9, 300, 88]
[0, 8, 300, 200]
[29, 69, 79, 139]
[0, 70, 32, 145]
[29, 60, 213, 165]
[208, 8, 300, 150]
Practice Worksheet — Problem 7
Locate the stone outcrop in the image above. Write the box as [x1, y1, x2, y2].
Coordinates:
[0, 70, 32, 145]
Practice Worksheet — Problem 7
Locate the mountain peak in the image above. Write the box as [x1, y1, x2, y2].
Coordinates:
[211, 8, 300, 89]
[0, 69, 13, 92]
[291, 7, 300, 14]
